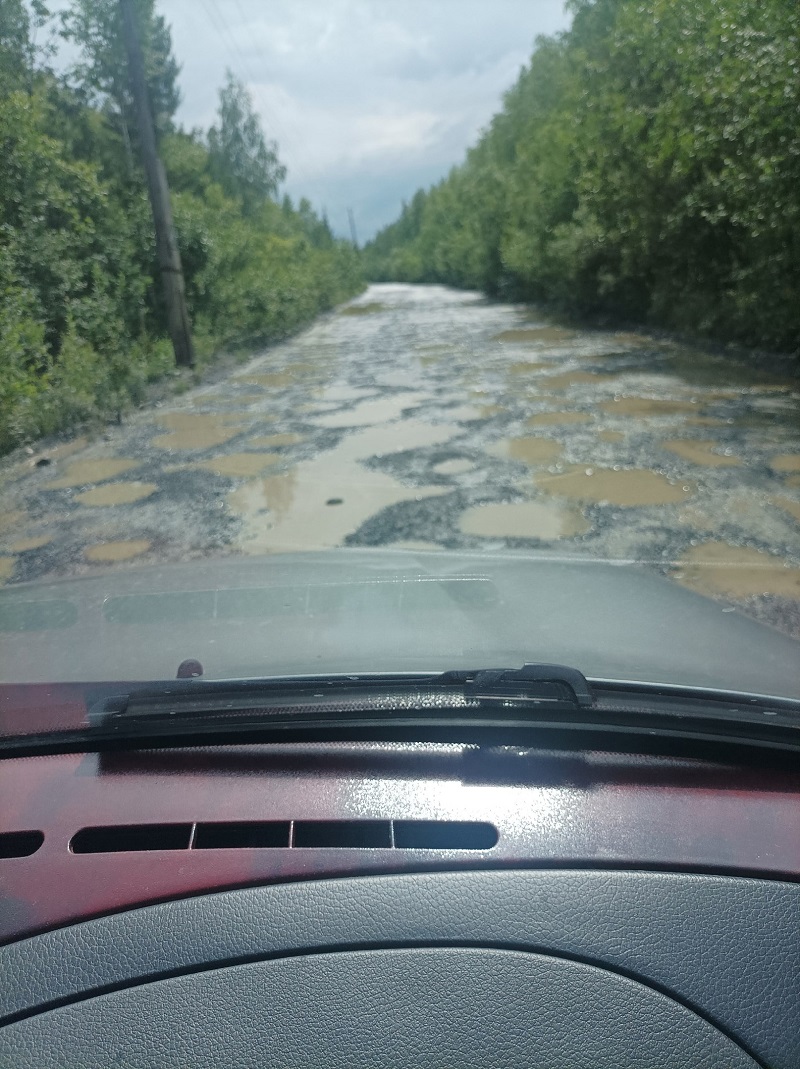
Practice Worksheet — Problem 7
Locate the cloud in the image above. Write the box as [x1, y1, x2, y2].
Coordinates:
[47, 0, 572, 238]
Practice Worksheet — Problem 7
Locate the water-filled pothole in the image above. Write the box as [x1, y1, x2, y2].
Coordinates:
[460, 500, 589, 539]
[538, 466, 691, 506]
[672, 542, 800, 599]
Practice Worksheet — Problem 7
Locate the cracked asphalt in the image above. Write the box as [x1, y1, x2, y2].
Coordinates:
[1, 283, 799, 635]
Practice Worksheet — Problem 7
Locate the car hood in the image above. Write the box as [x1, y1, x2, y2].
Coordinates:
[0, 548, 798, 698]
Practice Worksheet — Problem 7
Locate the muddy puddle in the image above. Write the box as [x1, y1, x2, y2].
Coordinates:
[195, 453, 282, 478]
[662, 440, 741, 467]
[44, 458, 140, 489]
[0, 510, 26, 540]
[673, 542, 800, 600]
[152, 412, 247, 450]
[600, 397, 700, 417]
[249, 433, 303, 449]
[538, 466, 692, 506]
[771, 455, 800, 474]
[527, 411, 590, 427]
[228, 418, 453, 553]
[460, 500, 589, 540]
[75, 482, 157, 507]
[772, 497, 800, 524]
[85, 539, 151, 563]
[9, 536, 52, 552]
[494, 327, 575, 344]
[489, 437, 563, 466]
[683, 416, 726, 427]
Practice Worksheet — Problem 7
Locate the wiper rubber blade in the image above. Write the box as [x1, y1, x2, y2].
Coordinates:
[89, 662, 593, 731]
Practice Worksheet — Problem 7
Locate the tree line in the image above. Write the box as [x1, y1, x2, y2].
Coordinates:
[0, 0, 363, 454]
[364, 0, 799, 355]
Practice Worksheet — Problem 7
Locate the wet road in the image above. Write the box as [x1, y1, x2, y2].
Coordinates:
[2, 283, 799, 633]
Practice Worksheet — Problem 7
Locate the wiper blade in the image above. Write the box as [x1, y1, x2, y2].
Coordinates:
[2, 665, 799, 764]
[89, 662, 593, 731]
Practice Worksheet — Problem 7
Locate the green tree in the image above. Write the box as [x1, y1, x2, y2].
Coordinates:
[207, 70, 286, 214]
[60, 0, 180, 162]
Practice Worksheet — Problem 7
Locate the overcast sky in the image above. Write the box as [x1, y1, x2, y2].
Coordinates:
[50, 0, 572, 240]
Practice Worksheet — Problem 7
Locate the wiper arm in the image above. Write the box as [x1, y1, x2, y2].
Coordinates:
[2, 665, 799, 764]
[89, 662, 592, 731]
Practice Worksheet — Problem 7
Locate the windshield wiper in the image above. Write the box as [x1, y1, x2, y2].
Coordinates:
[90, 661, 594, 730]
[2, 664, 799, 763]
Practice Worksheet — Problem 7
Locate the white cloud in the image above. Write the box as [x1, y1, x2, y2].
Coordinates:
[45, 0, 572, 237]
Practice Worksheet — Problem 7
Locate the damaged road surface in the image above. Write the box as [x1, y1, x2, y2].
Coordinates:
[1, 283, 799, 637]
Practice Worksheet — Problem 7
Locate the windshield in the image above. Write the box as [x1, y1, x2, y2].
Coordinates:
[1, 0, 798, 700]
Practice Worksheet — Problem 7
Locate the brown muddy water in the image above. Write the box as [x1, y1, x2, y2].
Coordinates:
[1, 283, 799, 636]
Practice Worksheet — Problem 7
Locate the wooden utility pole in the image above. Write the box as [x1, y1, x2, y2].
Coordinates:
[347, 207, 359, 250]
[119, 0, 195, 368]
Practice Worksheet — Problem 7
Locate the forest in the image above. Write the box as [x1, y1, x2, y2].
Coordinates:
[364, 0, 799, 356]
[0, 0, 363, 454]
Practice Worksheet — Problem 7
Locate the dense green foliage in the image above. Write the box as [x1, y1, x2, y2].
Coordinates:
[0, 0, 362, 454]
[364, 0, 799, 353]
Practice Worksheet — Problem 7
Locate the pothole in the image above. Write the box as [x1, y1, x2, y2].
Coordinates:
[672, 542, 800, 599]
[538, 465, 692, 506]
[194, 453, 282, 478]
[771, 454, 800, 474]
[494, 327, 574, 344]
[661, 440, 741, 467]
[600, 397, 699, 417]
[85, 539, 152, 562]
[460, 500, 589, 539]
[152, 413, 247, 450]
[8, 536, 52, 552]
[527, 411, 591, 427]
[44, 458, 139, 489]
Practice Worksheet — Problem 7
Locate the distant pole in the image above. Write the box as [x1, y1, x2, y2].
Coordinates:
[347, 207, 359, 250]
[119, 0, 195, 368]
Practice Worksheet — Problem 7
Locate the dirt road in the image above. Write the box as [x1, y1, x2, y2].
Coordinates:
[2, 283, 799, 633]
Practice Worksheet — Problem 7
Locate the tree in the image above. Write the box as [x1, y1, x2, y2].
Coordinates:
[60, 0, 180, 160]
[207, 70, 285, 214]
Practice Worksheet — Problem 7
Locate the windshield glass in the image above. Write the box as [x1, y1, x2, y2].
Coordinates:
[1, 0, 798, 701]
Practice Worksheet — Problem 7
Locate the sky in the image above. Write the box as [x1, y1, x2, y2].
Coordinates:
[47, 0, 572, 241]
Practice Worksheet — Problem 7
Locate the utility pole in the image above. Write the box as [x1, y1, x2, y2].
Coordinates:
[119, 0, 195, 368]
[347, 207, 359, 250]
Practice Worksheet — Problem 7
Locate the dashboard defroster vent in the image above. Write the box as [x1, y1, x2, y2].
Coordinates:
[0, 830, 44, 858]
[68, 820, 497, 853]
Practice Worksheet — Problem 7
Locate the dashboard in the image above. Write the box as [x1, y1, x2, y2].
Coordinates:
[1, 741, 799, 1066]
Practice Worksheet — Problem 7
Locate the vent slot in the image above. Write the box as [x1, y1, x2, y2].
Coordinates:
[66, 820, 498, 853]
[394, 820, 498, 850]
[293, 821, 392, 849]
[194, 822, 290, 849]
[71, 824, 192, 854]
[0, 830, 44, 858]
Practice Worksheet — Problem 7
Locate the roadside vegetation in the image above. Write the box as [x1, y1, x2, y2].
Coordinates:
[364, 0, 799, 355]
[0, 0, 363, 455]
